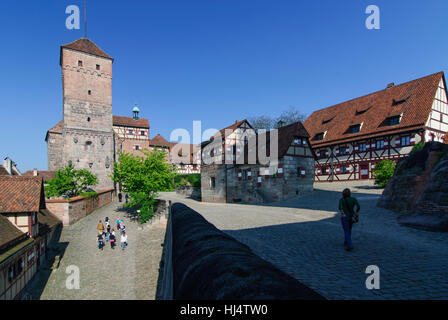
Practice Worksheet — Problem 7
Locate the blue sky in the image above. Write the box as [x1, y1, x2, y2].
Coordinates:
[1, 0, 447, 172]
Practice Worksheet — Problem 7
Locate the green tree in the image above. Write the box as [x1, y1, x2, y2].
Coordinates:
[112, 149, 177, 223]
[373, 159, 396, 188]
[46, 164, 98, 198]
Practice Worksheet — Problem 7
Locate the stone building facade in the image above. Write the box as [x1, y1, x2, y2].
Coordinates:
[46, 38, 114, 191]
[201, 120, 314, 203]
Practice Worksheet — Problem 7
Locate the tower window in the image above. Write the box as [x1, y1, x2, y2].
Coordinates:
[96, 64, 100, 70]
[87, 117, 91, 122]
[85, 141, 92, 151]
[88, 90, 92, 95]
[78, 60, 83, 67]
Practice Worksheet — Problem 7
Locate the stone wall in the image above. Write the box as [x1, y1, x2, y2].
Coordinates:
[46, 132, 63, 171]
[161, 202, 324, 300]
[201, 164, 227, 203]
[201, 156, 314, 203]
[175, 186, 201, 200]
[46, 189, 115, 226]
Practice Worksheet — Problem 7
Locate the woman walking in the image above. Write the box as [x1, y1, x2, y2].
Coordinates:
[96, 220, 104, 235]
[121, 231, 128, 251]
[338, 188, 360, 251]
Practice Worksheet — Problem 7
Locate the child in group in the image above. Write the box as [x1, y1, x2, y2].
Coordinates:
[121, 231, 128, 250]
[109, 229, 116, 249]
[105, 224, 111, 242]
[97, 234, 104, 250]
[120, 224, 126, 235]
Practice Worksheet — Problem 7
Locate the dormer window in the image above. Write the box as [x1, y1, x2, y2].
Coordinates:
[387, 115, 401, 126]
[314, 132, 325, 141]
[349, 124, 361, 134]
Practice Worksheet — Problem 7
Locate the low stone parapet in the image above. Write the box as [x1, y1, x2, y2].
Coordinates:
[159, 202, 324, 300]
[46, 188, 115, 226]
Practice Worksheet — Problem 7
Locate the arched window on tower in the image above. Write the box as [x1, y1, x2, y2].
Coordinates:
[85, 141, 92, 151]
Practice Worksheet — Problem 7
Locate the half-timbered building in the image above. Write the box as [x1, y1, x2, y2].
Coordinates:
[200, 120, 314, 203]
[303, 71, 448, 182]
[0, 176, 62, 300]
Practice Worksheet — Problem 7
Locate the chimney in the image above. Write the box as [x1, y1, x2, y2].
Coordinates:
[33, 168, 38, 176]
[3, 157, 12, 175]
[386, 82, 395, 89]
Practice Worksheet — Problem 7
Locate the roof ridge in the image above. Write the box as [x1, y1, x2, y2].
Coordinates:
[308, 71, 443, 117]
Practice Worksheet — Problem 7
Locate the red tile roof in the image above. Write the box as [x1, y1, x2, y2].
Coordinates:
[149, 134, 171, 148]
[0, 215, 27, 252]
[23, 170, 56, 181]
[113, 116, 149, 129]
[61, 38, 113, 61]
[303, 72, 444, 148]
[0, 176, 45, 213]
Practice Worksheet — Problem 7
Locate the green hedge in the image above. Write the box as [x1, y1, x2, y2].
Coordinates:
[174, 174, 201, 188]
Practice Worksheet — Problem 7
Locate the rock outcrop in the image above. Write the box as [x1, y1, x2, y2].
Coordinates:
[377, 142, 448, 232]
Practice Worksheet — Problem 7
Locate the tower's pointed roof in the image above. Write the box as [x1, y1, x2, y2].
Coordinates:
[60, 38, 113, 63]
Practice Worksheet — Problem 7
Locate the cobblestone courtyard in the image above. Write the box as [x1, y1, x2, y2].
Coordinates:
[161, 180, 448, 300]
[29, 180, 448, 300]
[29, 201, 166, 300]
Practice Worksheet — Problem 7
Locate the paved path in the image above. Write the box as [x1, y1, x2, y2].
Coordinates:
[32, 201, 166, 300]
[160, 181, 448, 300]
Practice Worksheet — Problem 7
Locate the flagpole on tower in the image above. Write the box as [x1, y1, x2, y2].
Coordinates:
[84, 0, 87, 38]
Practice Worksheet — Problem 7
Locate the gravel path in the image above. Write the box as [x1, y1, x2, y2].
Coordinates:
[33, 201, 165, 300]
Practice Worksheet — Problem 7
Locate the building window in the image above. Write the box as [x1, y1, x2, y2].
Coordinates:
[341, 165, 347, 174]
[358, 143, 366, 152]
[140, 131, 146, 136]
[322, 167, 327, 175]
[78, 60, 83, 67]
[243, 170, 248, 180]
[88, 90, 92, 95]
[128, 130, 133, 135]
[401, 136, 411, 146]
[87, 117, 91, 122]
[340, 147, 347, 155]
[376, 140, 385, 149]
[96, 64, 100, 70]
[135, 145, 140, 150]
[349, 124, 361, 134]
[210, 177, 216, 189]
[387, 115, 401, 126]
[85, 141, 92, 151]
[314, 132, 324, 141]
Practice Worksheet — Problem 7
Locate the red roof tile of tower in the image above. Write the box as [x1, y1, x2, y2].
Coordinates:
[61, 38, 113, 61]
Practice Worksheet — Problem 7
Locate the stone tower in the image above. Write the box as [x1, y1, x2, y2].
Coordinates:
[58, 38, 114, 190]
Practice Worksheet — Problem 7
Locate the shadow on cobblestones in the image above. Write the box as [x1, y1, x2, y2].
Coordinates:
[25, 226, 69, 300]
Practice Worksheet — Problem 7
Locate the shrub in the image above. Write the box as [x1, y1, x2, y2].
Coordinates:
[373, 159, 396, 188]
[410, 141, 424, 155]
[45, 164, 98, 198]
[174, 174, 201, 188]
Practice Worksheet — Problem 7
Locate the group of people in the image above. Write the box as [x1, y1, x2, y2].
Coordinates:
[96, 217, 128, 251]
